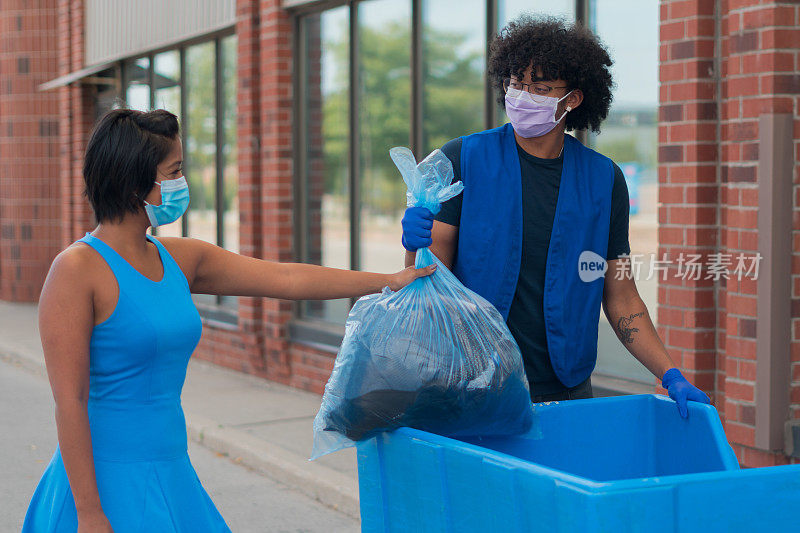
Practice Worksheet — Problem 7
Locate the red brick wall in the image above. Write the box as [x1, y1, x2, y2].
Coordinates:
[255, 0, 295, 383]
[190, 0, 269, 379]
[0, 1, 62, 301]
[659, 0, 800, 467]
[0, 0, 338, 396]
[60, 0, 94, 246]
[190, 0, 339, 395]
[657, 0, 719, 408]
[0, 0, 94, 295]
[9, 0, 800, 462]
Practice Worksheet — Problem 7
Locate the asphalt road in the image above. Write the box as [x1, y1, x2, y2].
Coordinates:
[0, 359, 359, 533]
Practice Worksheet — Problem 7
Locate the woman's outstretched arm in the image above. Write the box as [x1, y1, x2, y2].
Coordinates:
[162, 237, 436, 299]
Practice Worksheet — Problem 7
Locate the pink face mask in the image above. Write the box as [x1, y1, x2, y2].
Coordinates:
[504, 87, 573, 138]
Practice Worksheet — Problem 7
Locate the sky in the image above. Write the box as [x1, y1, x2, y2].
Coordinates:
[318, 0, 658, 107]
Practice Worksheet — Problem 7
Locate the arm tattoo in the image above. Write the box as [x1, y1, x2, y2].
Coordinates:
[616, 312, 645, 344]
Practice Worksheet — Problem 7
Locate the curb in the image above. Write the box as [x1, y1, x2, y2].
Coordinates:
[0, 349, 360, 521]
[0, 348, 48, 378]
[185, 412, 360, 520]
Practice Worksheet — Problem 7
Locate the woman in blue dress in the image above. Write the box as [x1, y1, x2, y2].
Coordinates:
[22, 108, 434, 532]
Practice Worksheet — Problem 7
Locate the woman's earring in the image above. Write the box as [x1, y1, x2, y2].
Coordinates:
[566, 106, 572, 111]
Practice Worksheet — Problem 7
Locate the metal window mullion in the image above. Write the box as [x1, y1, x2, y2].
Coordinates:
[180, 47, 189, 238]
[293, 15, 309, 320]
[215, 38, 225, 306]
[119, 60, 126, 102]
[348, 4, 361, 312]
[411, 0, 422, 155]
[349, 4, 360, 274]
[215, 39, 224, 250]
[294, 17, 308, 264]
[576, 0, 589, 25]
[485, 0, 497, 130]
[148, 55, 158, 236]
[574, 0, 588, 145]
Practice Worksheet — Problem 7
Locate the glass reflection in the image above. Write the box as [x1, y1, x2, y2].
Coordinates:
[302, 7, 351, 323]
[185, 42, 217, 307]
[125, 57, 150, 111]
[590, 0, 659, 384]
[358, 0, 411, 275]
[422, 0, 485, 153]
[221, 36, 238, 255]
[154, 51, 181, 115]
[498, 0, 575, 27]
[221, 35, 239, 310]
[153, 50, 183, 239]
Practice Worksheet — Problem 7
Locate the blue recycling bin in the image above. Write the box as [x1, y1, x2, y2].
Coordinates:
[356, 394, 800, 532]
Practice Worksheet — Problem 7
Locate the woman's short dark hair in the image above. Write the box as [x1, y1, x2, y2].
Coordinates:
[488, 15, 614, 133]
[83, 108, 180, 224]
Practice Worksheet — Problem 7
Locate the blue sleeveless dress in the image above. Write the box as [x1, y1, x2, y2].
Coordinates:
[23, 232, 230, 532]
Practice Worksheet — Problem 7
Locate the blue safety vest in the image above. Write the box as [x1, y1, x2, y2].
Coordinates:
[453, 123, 614, 387]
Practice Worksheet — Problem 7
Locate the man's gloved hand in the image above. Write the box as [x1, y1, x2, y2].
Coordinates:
[401, 207, 434, 252]
[662, 368, 710, 418]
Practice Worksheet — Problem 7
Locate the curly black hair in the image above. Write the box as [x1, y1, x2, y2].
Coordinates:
[488, 15, 614, 133]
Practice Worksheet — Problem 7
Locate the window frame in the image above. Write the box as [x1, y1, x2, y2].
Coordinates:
[114, 28, 239, 323]
[290, 0, 658, 398]
[291, 0, 583, 330]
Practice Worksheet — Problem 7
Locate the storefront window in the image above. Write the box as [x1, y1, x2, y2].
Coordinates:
[220, 35, 239, 309]
[422, 0, 485, 153]
[185, 42, 217, 248]
[300, 6, 351, 323]
[493, 1, 577, 126]
[296, 0, 662, 390]
[590, 0, 659, 384]
[125, 57, 150, 111]
[299, 0, 580, 326]
[498, 0, 575, 26]
[120, 34, 238, 316]
[358, 0, 412, 276]
[153, 50, 183, 240]
[153, 51, 181, 117]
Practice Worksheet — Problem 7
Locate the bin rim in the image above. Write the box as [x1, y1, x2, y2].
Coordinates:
[379, 394, 746, 490]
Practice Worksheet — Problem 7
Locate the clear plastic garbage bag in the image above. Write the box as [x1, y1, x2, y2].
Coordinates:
[311, 147, 535, 459]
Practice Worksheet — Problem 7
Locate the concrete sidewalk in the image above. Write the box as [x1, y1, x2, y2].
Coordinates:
[0, 300, 360, 520]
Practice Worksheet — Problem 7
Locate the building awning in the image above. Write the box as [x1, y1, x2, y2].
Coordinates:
[85, 0, 235, 66]
[38, 62, 117, 91]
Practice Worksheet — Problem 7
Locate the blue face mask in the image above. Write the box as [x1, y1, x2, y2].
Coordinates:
[144, 176, 190, 228]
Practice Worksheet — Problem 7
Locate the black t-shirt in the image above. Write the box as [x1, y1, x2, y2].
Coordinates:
[436, 137, 631, 395]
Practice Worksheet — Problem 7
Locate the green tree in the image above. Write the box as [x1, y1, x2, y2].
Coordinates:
[185, 42, 217, 212]
[320, 21, 484, 216]
[422, 29, 484, 153]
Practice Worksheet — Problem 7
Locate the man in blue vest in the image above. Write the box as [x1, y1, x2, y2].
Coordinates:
[401, 16, 709, 418]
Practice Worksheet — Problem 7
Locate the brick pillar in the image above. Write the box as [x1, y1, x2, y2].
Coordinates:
[657, 0, 719, 402]
[59, 0, 94, 246]
[187, 0, 298, 380]
[718, 1, 799, 467]
[259, 0, 295, 382]
[234, 0, 268, 373]
[190, 0, 273, 376]
[659, 0, 800, 468]
[304, 14, 325, 318]
[0, 1, 62, 302]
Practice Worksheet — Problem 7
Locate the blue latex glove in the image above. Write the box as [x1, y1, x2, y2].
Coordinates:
[662, 368, 711, 418]
[401, 207, 434, 252]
